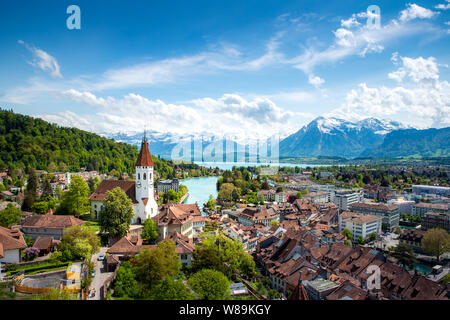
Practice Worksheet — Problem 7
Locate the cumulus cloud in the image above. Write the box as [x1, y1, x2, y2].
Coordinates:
[332, 56, 450, 128]
[435, 1, 450, 10]
[43, 91, 307, 141]
[308, 74, 325, 87]
[18, 40, 62, 78]
[399, 3, 438, 22]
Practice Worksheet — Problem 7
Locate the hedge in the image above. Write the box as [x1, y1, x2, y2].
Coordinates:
[6, 262, 70, 277]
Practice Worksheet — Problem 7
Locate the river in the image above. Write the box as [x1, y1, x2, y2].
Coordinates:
[181, 176, 219, 206]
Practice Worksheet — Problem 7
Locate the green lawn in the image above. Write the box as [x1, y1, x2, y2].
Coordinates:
[82, 221, 100, 232]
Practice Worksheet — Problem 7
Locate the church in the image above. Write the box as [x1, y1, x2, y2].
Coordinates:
[89, 134, 159, 224]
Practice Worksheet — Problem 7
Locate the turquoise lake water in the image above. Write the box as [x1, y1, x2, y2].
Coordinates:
[181, 176, 219, 206]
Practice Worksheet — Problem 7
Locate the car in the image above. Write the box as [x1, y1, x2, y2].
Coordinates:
[91, 270, 96, 277]
[89, 289, 95, 298]
[97, 254, 105, 261]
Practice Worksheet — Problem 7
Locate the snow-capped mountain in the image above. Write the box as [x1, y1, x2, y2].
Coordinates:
[279, 117, 407, 158]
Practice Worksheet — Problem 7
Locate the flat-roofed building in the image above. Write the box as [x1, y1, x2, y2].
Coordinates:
[412, 185, 450, 197]
[349, 202, 399, 230]
[412, 202, 449, 217]
[334, 190, 363, 212]
[339, 211, 382, 239]
[157, 178, 180, 193]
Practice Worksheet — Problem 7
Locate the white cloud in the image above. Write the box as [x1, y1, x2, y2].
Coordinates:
[308, 74, 325, 87]
[332, 56, 450, 128]
[435, 1, 450, 10]
[399, 3, 438, 22]
[340, 16, 360, 29]
[18, 40, 62, 78]
[44, 91, 308, 141]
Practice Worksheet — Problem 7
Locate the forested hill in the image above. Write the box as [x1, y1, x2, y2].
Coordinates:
[0, 109, 175, 176]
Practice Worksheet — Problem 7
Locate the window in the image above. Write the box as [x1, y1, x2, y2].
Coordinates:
[143, 173, 146, 180]
[138, 173, 140, 180]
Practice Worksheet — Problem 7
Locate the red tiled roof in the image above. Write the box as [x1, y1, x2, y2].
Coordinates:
[33, 236, 53, 250]
[89, 180, 137, 203]
[22, 215, 85, 229]
[0, 226, 27, 251]
[135, 139, 154, 167]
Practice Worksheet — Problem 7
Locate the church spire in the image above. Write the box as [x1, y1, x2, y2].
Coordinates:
[135, 131, 154, 167]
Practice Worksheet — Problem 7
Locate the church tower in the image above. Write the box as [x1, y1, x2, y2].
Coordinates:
[134, 132, 158, 223]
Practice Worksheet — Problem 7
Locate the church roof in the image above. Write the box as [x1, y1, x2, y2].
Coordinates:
[135, 138, 154, 167]
[89, 180, 137, 203]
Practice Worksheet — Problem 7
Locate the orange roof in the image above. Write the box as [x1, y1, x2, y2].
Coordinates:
[135, 138, 154, 167]
[0, 226, 27, 251]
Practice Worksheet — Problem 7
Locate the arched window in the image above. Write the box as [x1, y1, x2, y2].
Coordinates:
[143, 173, 146, 180]
[138, 173, 140, 180]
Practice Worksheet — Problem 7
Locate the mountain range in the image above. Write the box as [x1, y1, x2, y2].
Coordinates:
[107, 116, 449, 160]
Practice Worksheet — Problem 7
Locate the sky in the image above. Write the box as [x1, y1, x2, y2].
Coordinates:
[0, 0, 449, 142]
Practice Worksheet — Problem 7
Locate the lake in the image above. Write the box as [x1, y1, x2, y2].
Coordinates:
[181, 176, 219, 207]
[195, 161, 329, 170]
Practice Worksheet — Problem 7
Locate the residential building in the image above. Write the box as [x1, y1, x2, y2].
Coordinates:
[303, 278, 340, 300]
[303, 191, 329, 204]
[0, 226, 27, 263]
[237, 206, 279, 226]
[21, 213, 85, 240]
[333, 190, 363, 212]
[412, 185, 450, 197]
[257, 189, 276, 202]
[399, 229, 426, 252]
[338, 211, 382, 239]
[412, 202, 449, 217]
[349, 202, 400, 230]
[153, 203, 196, 240]
[157, 178, 180, 193]
[421, 212, 450, 232]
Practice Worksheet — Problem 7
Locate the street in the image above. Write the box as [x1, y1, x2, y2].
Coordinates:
[87, 247, 113, 300]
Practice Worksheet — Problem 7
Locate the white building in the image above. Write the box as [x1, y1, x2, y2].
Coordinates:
[333, 189, 363, 212]
[339, 211, 382, 239]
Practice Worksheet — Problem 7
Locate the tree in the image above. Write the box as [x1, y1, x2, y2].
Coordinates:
[206, 194, 215, 211]
[394, 227, 402, 235]
[368, 233, 378, 242]
[88, 177, 100, 194]
[341, 228, 352, 240]
[422, 228, 450, 262]
[113, 261, 141, 298]
[57, 176, 90, 217]
[388, 244, 418, 268]
[47, 162, 57, 173]
[188, 269, 230, 300]
[269, 220, 280, 227]
[134, 239, 180, 293]
[357, 236, 365, 244]
[149, 277, 195, 300]
[41, 176, 53, 198]
[442, 273, 450, 285]
[192, 235, 255, 279]
[218, 183, 235, 201]
[0, 203, 22, 227]
[344, 239, 352, 246]
[98, 187, 134, 238]
[22, 168, 38, 211]
[142, 218, 158, 242]
[58, 225, 100, 261]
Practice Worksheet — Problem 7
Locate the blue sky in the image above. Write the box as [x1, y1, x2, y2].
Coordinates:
[0, 0, 449, 141]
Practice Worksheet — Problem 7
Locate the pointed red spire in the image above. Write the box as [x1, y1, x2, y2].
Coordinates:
[135, 135, 154, 167]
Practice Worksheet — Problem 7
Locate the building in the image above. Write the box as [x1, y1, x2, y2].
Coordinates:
[349, 202, 400, 230]
[275, 192, 289, 203]
[157, 179, 180, 193]
[421, 212, 450, 232]
[170, 232, 195, 267]
[257, 189, 276, 202]
[21, 214, 85, 240]
[399, 229, 426, 252]
[153, 203, 197, 240]
[387, 198, 415, 215]
[338, 211, 382, 239]
[412, 185, 450, 197]
[412, 203, 448, 217]
[0, 226, 27, 263]
[89, 133, 159, 224]
[333, 190, 363, 212]
[237, 206, 279, 226]
[303, 278, 340, 300]
[303, 191, 329, 204]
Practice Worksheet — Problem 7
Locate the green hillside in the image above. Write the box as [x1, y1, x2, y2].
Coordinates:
[0, 108, 175, 176]
[361, 127, 450, 158]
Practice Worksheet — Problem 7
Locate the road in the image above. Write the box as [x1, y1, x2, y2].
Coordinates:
[87, 247, 113, 300]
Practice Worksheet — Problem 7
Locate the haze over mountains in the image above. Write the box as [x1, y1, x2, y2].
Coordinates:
[108, 116, 450, 160]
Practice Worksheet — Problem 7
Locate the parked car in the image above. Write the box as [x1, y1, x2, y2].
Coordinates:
[91, 270, 96, 277]
[97, 254, 105, 261]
